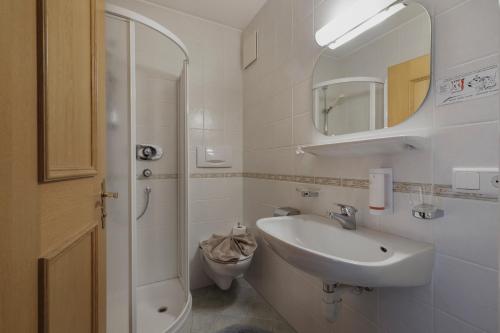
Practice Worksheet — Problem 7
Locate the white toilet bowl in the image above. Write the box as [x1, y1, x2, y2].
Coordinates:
[199, 248, 254, 290]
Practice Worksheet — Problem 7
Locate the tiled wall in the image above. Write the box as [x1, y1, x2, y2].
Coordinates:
[109, 0, 244, 289]
[242, 0, 499, 333]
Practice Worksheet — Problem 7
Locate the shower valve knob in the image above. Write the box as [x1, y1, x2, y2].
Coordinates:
[143, 169, 153, 177]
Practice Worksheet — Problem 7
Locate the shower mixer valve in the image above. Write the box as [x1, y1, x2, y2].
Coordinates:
[142, 168, 153, 178]
[136, 144, 163, 161]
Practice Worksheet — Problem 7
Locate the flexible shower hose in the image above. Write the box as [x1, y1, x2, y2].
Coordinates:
[137, 186, 152, 220]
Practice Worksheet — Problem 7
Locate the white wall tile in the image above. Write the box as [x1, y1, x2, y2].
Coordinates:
[293, 78, 313, 116]
[434, 255, 498, 332]
[203, 129, 225, 147]
[432, 122, 499, 185]
[434, 309, 486, 333]
[379, 288, 434, 333]
[293, 0, 314, 24]
[431, 0, 468, 15]
[433, 198, 499, 269]
[435, 0, 500, 70]
[335, 305, 378, 333]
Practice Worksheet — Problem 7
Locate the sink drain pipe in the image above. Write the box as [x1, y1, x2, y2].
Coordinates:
[321, 282, 346, 322]
[322, 282, 374, 321]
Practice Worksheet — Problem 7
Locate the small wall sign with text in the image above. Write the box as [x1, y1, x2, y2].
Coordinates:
[436, 65, 498, 106]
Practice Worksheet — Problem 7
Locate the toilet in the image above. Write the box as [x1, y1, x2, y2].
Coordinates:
[199, 246, 254, 290]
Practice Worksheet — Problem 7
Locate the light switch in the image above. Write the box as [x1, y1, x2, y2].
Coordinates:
[452, 167, 499, 195]
[453, 170, 479, 190]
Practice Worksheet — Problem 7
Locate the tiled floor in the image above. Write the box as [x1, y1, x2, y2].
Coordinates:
[189, 278, 296, 333]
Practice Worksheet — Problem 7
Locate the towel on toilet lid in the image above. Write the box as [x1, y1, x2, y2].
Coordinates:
[200, 232, 257, 263]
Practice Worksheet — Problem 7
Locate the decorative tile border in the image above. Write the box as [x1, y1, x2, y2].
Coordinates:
[137, 173, 178, 180]
[155, 172, 498, 202]
[314, 177, 342, 186]
[240, 172, 498, 202]
[433, 184, 497, 202]
[190, 172, 244, 178]
[393, 182, 433, 195]
[342, 178, 369, 189]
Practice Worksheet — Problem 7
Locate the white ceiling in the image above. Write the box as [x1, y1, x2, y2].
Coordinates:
[147, 0, 267, 29]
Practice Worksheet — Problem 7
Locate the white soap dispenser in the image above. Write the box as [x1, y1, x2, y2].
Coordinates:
[368, 168, 393, 215]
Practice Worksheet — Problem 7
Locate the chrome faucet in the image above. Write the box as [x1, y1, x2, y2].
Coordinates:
[328, 203, 358, 230]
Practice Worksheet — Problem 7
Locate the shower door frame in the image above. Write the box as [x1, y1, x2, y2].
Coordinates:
[105, 5, 190, 333]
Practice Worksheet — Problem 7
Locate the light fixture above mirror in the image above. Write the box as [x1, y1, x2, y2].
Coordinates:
[315, 0, 402, 47]
[327, 2, 406, 51]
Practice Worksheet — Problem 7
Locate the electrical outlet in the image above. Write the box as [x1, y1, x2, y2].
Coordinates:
[492, 175, 499, 189]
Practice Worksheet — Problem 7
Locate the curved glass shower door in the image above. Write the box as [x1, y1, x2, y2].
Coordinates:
[105, 15, 132, 333]
[105, 6, 190, 333]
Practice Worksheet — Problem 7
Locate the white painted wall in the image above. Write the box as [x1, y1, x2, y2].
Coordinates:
[242, 0, 499, 332]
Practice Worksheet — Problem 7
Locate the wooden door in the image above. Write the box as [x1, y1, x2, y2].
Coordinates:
[0, 1, 107, 333]
[37, 0, 107, 332]
[0, 1, 40, 332]
[387, 54, 430, 127]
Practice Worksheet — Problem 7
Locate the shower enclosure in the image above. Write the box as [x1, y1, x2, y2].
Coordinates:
[313, 77, 385, 135]
[105, 5, 190, 333]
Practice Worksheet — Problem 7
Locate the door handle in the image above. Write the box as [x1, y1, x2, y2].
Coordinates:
[101, 191, 119, 199]
[100, 181, 118, 229]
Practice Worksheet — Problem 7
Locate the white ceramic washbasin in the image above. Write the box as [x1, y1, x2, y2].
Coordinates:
[256, 214, 434, 287]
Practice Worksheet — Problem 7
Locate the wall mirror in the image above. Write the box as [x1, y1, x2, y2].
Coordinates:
[312, 1, 431, 136]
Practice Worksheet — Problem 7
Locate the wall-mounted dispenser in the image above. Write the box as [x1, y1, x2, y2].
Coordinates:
[369, 168, 393, 215]
[196, 145, 232, 168]
[136, 144, 163, 161]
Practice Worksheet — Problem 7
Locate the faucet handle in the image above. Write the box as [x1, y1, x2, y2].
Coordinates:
[335, 203, 357, 216]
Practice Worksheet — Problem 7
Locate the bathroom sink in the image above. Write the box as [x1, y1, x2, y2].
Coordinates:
[256, 214, 434, 287]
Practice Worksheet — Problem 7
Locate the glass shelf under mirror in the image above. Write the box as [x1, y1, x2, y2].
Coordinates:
[299, 129, 431, 157]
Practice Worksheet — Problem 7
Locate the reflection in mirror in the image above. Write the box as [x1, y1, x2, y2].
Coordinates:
[312, 1, 431, 136]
